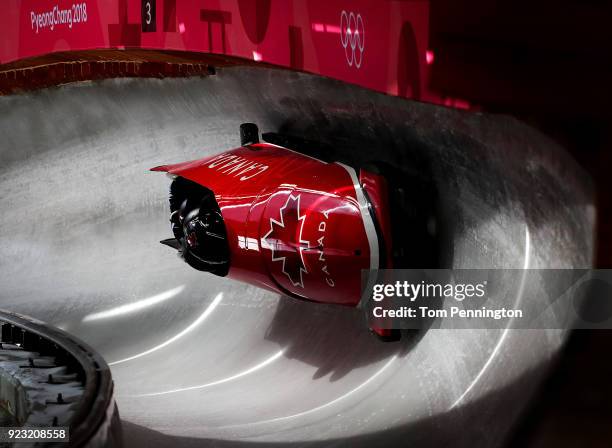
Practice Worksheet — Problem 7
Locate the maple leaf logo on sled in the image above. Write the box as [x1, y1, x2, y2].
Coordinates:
[262, 194, 309, 288]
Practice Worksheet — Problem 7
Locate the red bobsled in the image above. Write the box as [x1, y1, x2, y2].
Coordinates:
[151, 123, 398, 340]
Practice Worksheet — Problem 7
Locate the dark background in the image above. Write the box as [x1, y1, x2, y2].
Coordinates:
[429, 1, 612, 446]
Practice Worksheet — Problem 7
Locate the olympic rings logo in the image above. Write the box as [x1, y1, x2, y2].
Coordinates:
[340, 11, 365, 68]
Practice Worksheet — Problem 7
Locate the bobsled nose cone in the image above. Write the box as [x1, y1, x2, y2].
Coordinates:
[160, 238, 181, 250]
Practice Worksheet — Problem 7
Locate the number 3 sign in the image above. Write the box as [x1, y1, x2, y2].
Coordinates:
[141, 0, 156, 32]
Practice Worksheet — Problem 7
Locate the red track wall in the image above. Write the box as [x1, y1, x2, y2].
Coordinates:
[0, 1, 445, 104]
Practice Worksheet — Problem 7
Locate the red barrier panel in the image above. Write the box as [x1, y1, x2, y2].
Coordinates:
[0, 0, 456, 106]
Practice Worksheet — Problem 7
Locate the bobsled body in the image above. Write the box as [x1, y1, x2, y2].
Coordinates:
[152, 142, 393, 307]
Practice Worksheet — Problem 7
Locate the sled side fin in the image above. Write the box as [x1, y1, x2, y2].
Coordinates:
[160, 238, 181, 250]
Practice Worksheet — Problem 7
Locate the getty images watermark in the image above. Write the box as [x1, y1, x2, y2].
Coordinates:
[361, 269, 612, 329]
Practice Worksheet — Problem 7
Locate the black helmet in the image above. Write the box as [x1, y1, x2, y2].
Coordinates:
[181, 207, 229, 266]
[161, 181, 230, 276]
